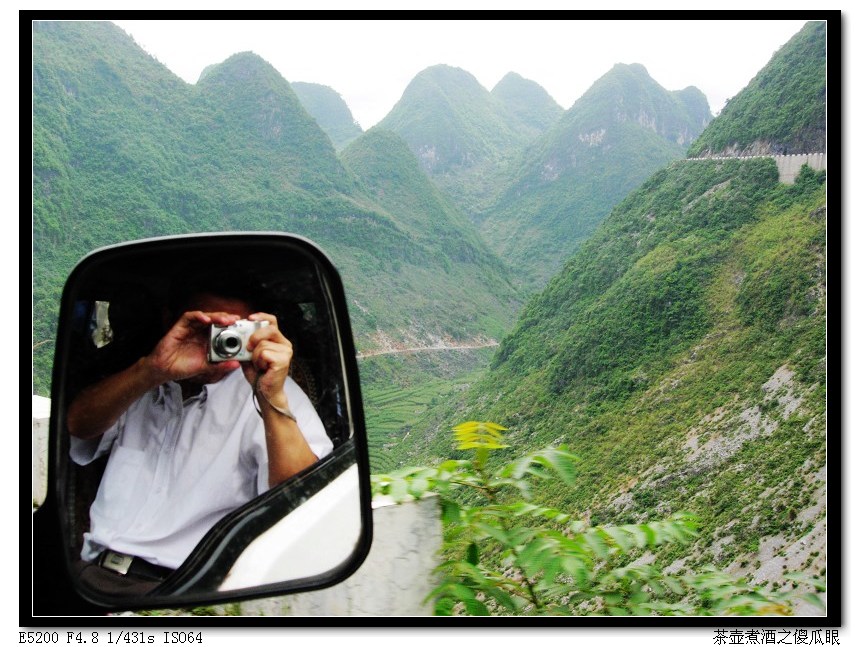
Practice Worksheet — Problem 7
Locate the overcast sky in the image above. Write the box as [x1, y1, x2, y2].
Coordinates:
[113, 19, 809, 130]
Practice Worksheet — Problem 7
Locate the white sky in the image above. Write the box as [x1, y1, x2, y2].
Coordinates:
[113, 18, 809, 130]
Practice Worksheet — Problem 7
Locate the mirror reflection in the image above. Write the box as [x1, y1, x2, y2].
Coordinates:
[56, 237, 365, 603]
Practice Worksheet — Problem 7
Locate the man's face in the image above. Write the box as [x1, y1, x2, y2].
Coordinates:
[183, 292, 253, 385]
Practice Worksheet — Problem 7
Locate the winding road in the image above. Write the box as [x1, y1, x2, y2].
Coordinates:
[356, 340, 499, 359]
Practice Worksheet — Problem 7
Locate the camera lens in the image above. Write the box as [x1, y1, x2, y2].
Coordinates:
[213, 329, 243, 358]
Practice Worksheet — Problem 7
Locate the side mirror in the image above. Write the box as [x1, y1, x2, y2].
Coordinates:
[31, 233, 372, 617]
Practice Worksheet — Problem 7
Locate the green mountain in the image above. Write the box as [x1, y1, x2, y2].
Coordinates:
[342, 128, 509, 276]
[338, 127, 521, 344]
[490, 72, 564, 136]
[340, 127, 523, 470]
[376, 65, 556, 216]
[390, 22, 827, 608]
[291, 81, 364, 150]
[688, 21, 827, 157]
[478, 63, 712, 289]
[32, 21, 520, 395]
[192, 52, 358, 196]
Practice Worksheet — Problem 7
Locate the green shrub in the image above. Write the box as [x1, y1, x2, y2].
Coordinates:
[373, 422, 825, 616]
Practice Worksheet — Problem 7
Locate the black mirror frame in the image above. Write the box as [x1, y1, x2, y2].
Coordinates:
[29, 232, 373, 622]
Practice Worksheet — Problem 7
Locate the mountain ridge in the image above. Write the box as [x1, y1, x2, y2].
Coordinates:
[476, 62, 712, 289]
[688, 21, 826, 157]
[31, 22, 521, 394]
[291, 81, 364, 150]
[376, 64, 560, 217]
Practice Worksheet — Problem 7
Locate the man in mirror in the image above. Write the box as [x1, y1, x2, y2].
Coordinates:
[65, 275, 334, 596]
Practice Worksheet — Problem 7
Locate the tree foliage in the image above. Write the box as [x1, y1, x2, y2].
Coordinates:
[687, 21, 826, 156]
[291, 81, 363, 151]
[477, 62, 713, 289]
[373, 423, 823, 616]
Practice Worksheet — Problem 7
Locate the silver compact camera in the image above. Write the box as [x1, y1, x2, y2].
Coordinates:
[208, 319, 269, 362]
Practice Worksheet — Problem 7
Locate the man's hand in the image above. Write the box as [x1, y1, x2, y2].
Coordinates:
[145, 310, 243, 384]
[240, 312, 293, 407]
[67, 298, 252, 441]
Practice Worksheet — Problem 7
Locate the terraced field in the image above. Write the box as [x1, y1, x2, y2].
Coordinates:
[358, 351, 492, 473]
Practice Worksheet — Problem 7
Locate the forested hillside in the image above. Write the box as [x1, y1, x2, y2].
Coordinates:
[397, 160, 827, 610]
[377, 64, 560, 216]
[385, 20, 828, 614]
[490, 71, 564, 137]
[291, 81, 364, 150]
[688, 21, 826, 157]
[341, 127, 520, 470]
[32, 21, 520, 395]
[477, 63, 712, 289]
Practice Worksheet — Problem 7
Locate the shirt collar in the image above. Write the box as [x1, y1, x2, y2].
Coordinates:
[153, 383, 169, 406]
[188, 384, 209, 405]
[153, 381, 210, 406]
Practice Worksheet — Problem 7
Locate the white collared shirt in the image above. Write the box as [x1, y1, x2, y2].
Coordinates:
[70, 370, 333, 569]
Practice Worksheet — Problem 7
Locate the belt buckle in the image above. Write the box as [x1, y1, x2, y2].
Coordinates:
[101, 550, 134, 576]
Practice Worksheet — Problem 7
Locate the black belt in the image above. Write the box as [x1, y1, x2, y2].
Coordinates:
[98, 550, 174, 582]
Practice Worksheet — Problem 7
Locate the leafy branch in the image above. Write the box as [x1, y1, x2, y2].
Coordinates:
[372, 421, 824, 616]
